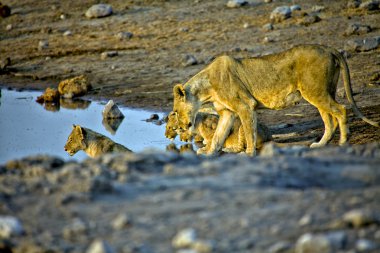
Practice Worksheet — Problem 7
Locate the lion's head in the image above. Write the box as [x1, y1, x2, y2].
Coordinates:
[172, 84, 197, 132]
[64, 125, 87, 156]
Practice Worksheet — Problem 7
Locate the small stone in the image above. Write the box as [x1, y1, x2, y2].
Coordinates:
[60, 14, 66, 20]
[63, 218, 88, 239]
[85, 4, 113, 19]
[343, 209, 378, 228]
[268, 241, 292, 253]
[5, 24, 12, 31]
[270, 6, 292, 23]
[356, 239, 377, 252]
[100, 51, 118, 60]
[312, 5, 326, 12]
[262, 23, 274, 31]
[38, 40, 49, 51]
[182, 54, 198, 67]
[295, 231, 347, 253]
[299, 214, 312, 226]
[345, 37, 379, 52]
[226, 0, 248, 8]
[192, 240, 214, 253]
[359, 0, 380, 11]
[102, 100, 124, 119]
[290, 5, 302, 12]
[86, 239, 115, 253]
[263, 36, 274, 43]
[0, 216, 24, 239]
[112, 213, 132, 230]
[63, 30, 73, 36]
[264, 0, 273, 3]
[116, 31, 133, 40]
[347, 0, 362, 8]
[172, 228, 197, 249]
[298, 14, 321, 26]
[243, 23, 250, 29]
[344, 23, 372, 36]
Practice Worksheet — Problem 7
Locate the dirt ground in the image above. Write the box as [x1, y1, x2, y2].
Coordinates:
[1, 0, 380, 144]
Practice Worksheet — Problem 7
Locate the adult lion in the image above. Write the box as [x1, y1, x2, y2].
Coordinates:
[172, 44, 379, 156]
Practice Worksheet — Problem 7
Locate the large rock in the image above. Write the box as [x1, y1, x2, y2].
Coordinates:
[359, 0, 380, 11]
[58, 75, 91, 98]
[102, 100, 124, 119]
[85, 4, 113, 19]
[0, 216, 24, 239]
[344, 23, 372, 36]
[270, 6, 291, 23]
[342, 209, 378, 228]
[345, 37, 380, 52]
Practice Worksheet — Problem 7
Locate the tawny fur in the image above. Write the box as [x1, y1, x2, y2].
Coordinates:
[165, 111, 272, 152]
[172, 44, 379, 156]
[64, 125, 131, 158]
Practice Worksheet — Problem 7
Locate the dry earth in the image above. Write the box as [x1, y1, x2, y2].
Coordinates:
[1, 0, 380, 253]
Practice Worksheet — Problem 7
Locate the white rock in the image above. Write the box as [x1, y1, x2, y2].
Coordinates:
[295, 232, 347, 253]
[5, 24, 12, 31]
[172, 228, 197, 249]
[356, 239, 377, 252]
[226, 0, 248, 8]
[290, 5, 302, 11]
[192, 240, 214, 253]
[63, 30, 73, 36]
[102, 100, 124, 119]
[38, 40, 49, 51]
[86, 239, 115, 253]
[270, 6, 291, 23]
[343, 209, 377, 228]
[112, 213, 132, 230]
[0, 216, 24, 238]
[85, 4, 113, 19]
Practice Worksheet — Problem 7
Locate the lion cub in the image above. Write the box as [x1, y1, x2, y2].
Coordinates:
[64, 125, 131, 158]
[165, 112, 271, 152]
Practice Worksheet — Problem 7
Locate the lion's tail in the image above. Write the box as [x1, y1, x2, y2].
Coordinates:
[333, 50, 379, 127]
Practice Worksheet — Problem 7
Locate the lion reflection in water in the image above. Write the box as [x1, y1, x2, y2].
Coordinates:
[64, 125, 131, 158]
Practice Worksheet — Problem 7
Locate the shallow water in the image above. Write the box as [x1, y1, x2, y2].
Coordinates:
[0, 88, 181, 163]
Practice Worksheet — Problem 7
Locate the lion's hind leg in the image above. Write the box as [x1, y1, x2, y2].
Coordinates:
[307, 97, 348, 148]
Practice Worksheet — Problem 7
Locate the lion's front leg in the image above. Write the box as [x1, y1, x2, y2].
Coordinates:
[197, 110, 235, 156]
[238, 109, 258, 156]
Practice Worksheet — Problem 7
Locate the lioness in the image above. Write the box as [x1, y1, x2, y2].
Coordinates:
[165, 111, 272, 152]
[172, 44, 379, 156]
[64, 125, 131, 158]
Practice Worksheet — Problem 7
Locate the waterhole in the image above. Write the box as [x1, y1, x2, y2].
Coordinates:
[0, 88, 182, 163]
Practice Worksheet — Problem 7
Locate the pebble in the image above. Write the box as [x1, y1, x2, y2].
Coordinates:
[226, 0, 248, 8]
[311, 5, 326, 12]
[262, 23, 274, 31]
[347, 0, 362, 8]
[112, 213, 132, 230]
[345, 37, 380, 52]
[298, 14, 321, 26]
[38, 40, 49, 51]
[290, 5, 302, 12]
[344, 23, 372, 36]
[263, 36, 274, 43]
[62, 218, 88, 239]
[342, 209, 378, 228]
[356, 239, 377, 252]
[85, 4, 113, 19]
[268, 241, 292, 253]
[172, 228, 197, 248]
[0, 216, 24, 238]
[102, 100, 124, 119]
[359, 0, 380, 11]
[5, 24, 12, 31]
[182, 54, 198, 67]
[63, 30, 73, 36]
[116, 31, 133, 40]
[270, 6, 292, 23]
[100, 51, 118, 60]
[299, 214, 312, 226]
[86, 239, 115, 253]
[192, 240, 214, 253]
[295, 231, 347, 253]
[60, 14, 66, 20]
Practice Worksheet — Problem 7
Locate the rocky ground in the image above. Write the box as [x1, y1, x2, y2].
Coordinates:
[1, 0, 380, 252]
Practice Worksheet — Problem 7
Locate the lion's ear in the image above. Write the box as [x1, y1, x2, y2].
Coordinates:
[75, 125, 85, 140]
[173, 84, 185, 101]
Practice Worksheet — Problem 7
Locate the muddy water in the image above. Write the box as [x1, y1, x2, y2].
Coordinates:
[0, 89, 181, 163]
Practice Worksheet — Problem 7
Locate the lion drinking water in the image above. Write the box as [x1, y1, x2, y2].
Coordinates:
[64, 125, 131, 158]
[172, 44, 379, 156]
[165, 111, 272, 152]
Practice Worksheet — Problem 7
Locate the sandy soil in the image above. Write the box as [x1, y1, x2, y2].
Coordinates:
[1, 0, 380, 146]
